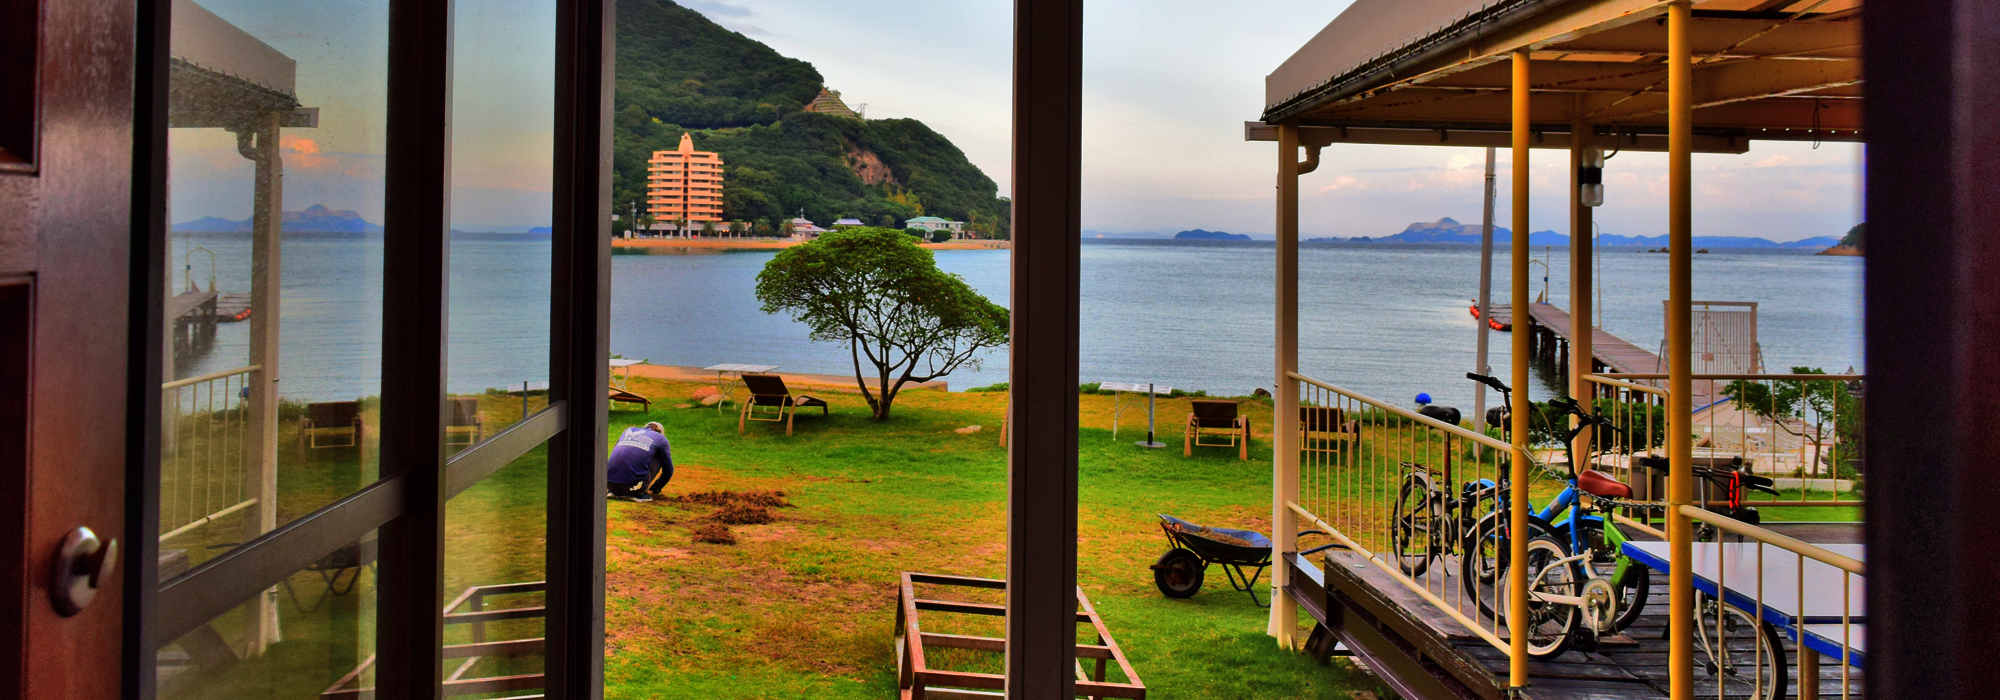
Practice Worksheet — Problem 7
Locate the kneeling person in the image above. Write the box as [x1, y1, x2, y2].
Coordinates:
[608, 421, 673, 502]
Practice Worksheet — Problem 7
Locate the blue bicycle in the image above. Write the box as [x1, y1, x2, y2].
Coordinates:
[1455, 373, 1650, 659]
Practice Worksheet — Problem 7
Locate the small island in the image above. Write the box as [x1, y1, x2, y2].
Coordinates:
[1174, 229, 1251, 241]
[1820, 223, 1864, 256]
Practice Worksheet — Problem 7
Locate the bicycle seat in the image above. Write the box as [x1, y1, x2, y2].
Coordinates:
[1577, 469, 1632, 499]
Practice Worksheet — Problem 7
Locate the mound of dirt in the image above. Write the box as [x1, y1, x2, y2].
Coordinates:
[709, 502, 777, 525]
[670, 489, 793, 509]
[691, 522, 737, 545]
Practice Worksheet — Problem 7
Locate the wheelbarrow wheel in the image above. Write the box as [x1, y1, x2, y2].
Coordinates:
[1152, 548, 1205, 599]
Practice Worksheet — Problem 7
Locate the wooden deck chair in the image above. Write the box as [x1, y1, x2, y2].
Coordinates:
[1300, 406, 1360, 466]
[1185, 399, 1250, 460]
[738, 373, 828, 435]
[445, 396, 482, 446]
[300, 400, 363, 453]
[608, 387, 651, 411]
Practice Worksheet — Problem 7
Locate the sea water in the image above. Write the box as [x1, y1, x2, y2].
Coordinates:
[170, 234, 1864, 411]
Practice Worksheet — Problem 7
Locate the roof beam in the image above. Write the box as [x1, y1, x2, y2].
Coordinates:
[1548, 16, 1859, 58]
[1584, 57, 1860, 120]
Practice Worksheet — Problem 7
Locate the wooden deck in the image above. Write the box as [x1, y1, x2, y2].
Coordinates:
[1288, 528, 1864, 699]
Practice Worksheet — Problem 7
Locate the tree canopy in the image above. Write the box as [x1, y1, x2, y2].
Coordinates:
[615, 0, 823, 129]
[754, 228, 1009, 419]
[613, 0, 1011, 237]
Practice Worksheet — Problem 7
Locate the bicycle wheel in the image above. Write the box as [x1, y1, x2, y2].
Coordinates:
[1574, 518, 1650, 632]
[1694, 594, 1787, 700]
[1498, 534, 1584, 660]
[1388, 470, 1440, 577]
[1462, 510, 1560, 620]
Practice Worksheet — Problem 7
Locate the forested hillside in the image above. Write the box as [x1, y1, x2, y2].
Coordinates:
[614, 0, 1009, 235]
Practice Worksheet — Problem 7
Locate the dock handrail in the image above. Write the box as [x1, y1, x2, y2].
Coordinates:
[1288, 371, 1512, 452]
[1285, 371, 1521, 659]
[1673, 504, 1864, 698]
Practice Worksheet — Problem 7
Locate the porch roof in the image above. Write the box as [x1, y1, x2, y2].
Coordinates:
[1251, 0, 1861, 151]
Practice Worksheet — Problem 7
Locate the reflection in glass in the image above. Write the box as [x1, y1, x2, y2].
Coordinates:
[157, 532, 377, 699]
[446, 0, 557, 448]
[161, 0, 387, 670]
[442, 449, 551, 694]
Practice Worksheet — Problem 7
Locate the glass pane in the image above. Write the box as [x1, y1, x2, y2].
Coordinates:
[444, 449, 549, 695]
[157, 531, 378, 699]
[446, 0, 556, 445]
[162, 0, 387, 569]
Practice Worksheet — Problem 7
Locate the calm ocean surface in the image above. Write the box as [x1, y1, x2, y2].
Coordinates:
[172, 235, 1864, 410]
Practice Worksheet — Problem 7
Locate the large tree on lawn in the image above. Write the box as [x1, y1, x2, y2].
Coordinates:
[755, 227, 1008, 420]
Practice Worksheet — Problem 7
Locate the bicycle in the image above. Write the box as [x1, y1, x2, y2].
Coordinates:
[1453, 373, 1652, 658]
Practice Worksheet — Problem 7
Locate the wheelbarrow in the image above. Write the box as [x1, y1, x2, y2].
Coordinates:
[1151, 514, 1338, 608]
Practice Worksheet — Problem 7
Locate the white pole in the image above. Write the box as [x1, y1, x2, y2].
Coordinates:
[1473, 146, 1497, 432]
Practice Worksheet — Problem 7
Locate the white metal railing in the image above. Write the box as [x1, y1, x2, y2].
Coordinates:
[1584, 373, 1863, 510]
[160, 365, 260, 542]
[1674, 505, 1864, 699]
[1286, 371, 1522, 656]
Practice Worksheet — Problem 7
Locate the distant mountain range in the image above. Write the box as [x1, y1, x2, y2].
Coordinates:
[173, 204, 384, 234]
[1329, 217, 1841, 249]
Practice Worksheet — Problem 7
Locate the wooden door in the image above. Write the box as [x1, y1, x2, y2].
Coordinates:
[0, 0, 140, 697]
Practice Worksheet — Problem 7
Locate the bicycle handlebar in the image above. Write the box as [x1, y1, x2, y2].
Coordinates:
[1466, 372, 1510, 393]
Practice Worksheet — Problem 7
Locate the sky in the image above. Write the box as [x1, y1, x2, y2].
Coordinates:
[170, 0, 1864, 242]
[169, 0, 557, 231]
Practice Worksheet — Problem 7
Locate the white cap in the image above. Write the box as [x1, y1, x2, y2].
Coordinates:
[644, 422, 664, 433]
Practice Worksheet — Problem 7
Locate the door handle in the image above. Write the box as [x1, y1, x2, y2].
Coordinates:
[52, 526, 117, 617]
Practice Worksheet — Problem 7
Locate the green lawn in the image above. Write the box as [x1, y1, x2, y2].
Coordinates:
[158, 375, 1868, 698]
[601, 378, 1384, 699]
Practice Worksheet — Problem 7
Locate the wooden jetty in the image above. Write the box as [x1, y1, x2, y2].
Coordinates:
[1488, 303, 1661, 376]
[1287, 522, 1864, 699]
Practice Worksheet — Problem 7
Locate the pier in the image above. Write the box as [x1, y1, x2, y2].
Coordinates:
[1488, 303, 1660, 376]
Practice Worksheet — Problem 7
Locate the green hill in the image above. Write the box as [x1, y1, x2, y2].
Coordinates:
[614, 0, 1009, 236]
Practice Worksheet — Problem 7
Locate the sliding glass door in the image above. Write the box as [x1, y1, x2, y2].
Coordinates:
[136, 0, 610, 697]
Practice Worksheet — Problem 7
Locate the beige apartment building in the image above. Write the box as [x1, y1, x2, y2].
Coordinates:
[647, 132, 725, 225]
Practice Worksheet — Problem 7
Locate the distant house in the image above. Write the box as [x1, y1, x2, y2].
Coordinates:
[904, 216, 964, 234]
[832, 218, 865, 229]
[788, 218, 828, 238]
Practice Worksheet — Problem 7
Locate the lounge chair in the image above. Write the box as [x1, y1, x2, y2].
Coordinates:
[738, 373, 828, 435]
[300, 400, 363, 453]
[608, 387, 651, 411]
[446, 396, 482, 446]
[1299, 406, 1360, 465]
[1185, 399, 1250, 460]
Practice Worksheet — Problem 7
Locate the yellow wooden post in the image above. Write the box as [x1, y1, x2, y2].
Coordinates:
[1666, 2, 1695, 698]
[1569, 108, 1594, 456]
[1508, 48, 1532, 690]
[1269, 121, 1302, 644]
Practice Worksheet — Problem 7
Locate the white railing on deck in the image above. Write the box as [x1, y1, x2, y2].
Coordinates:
[1287, 371, 1520, 655]
[1584, 373, 1864, 510]
[1678, 505, 1864, 699]
[160, 365, 260, 542]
